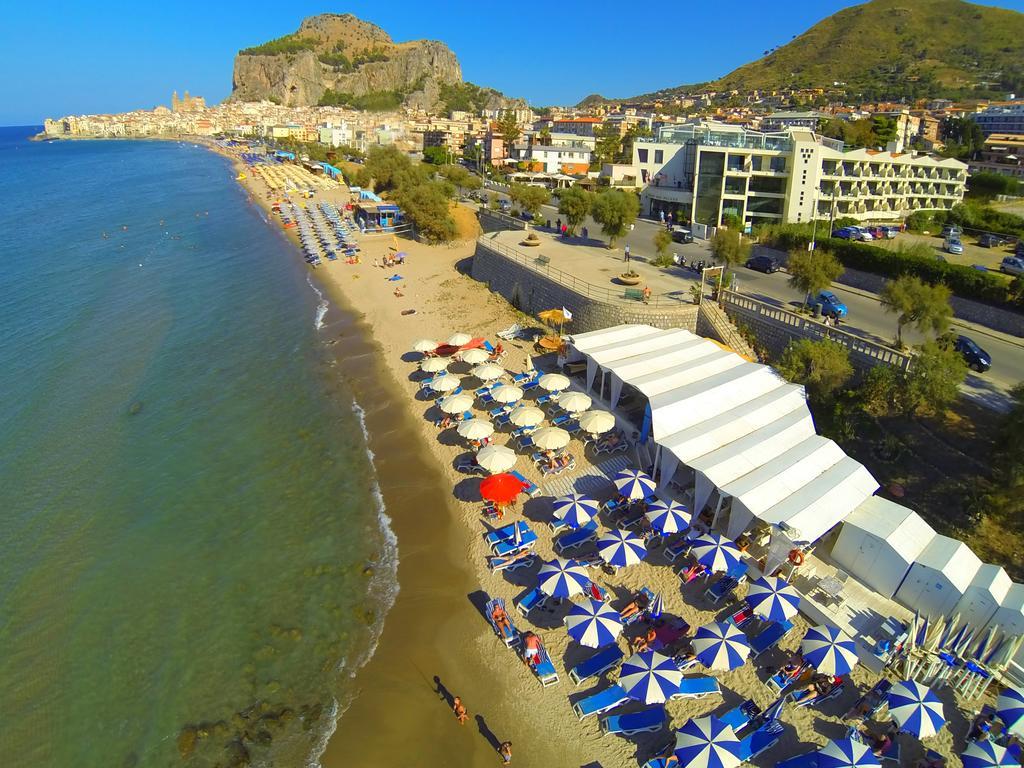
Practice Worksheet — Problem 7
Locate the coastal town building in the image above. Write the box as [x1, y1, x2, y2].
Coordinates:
[970, 103, 1024, 136]
[631, 122, 967, 227]
[968, 134, 1024, 179]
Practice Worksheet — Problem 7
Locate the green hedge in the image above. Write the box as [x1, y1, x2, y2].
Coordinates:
[765, 230, 1012, 307]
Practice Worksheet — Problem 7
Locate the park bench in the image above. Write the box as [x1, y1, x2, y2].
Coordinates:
[624, 288, 645, 301]
[534, 255, 551, 266]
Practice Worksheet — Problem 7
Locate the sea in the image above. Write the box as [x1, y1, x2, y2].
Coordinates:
[0, 126, 397, 768]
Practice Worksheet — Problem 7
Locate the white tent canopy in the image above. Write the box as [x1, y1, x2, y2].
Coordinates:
[831, 498, 937, 598]
[954, 564, 1013, 628]
[567, 324, 660, 357]
[894, 535, 983, 619]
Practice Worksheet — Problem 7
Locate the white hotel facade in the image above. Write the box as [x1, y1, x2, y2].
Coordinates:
[631, 122, 968, 228]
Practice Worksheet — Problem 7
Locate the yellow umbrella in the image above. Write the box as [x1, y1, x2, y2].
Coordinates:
[538, 308, 572, 336]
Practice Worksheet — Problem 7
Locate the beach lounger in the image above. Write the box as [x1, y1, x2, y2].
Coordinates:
[551, 413, 572, 426]
[792, 680, 846, 708]
[515, 586, 549, 617]
[554, 520, 599, 554]
[511, 371, 533, 384]
[476, 383, 498, 397]
[484, 521, 532, 547]
[479, 391, 495, 405]
[573, 684, 629, 720]
[766, 664, 806, 695]
[593, 437, 629, 455]
[621, 586, 658, 626]
[535, 393, 556, 406]
[750, 619, 794, 658]
[600, 706, 665, 737]
[529, 643, 560, 687]
[777, 752, 819, 768]
[454, 459, 487, 476]
[511, 425, 536, 440]
[521, 378, 540, 392]
[491, 531, 538, 557]
[719, 699, 761, 735]
[848, 678, 893, 721]
[735, 720, 785, 763]
[704, 566, 747, 604]
[485, 597, 520, 648]
[509, 470, 539, 497]
[672, 676, 721, 700]
[488, 552, 536, 573]
[664, 533, 698, 563]
[728, 606, 756, 630]
[570, 645, 625, 686]
[643, 760, 672, 768]
[497, 324, 522, 340]
[516, 434, 535, 450]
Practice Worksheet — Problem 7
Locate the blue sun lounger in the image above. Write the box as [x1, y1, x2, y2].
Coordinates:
[488, 552, 536, 573]
[704, 562, 749, 604]
[573, 683, 629, 720]
[508, 470, 539, 497]
[552, 413, 573, 426]
[491, 530, 538, 556]
[848, 678, 892, 721]
[484, 597, 520, 648]
[554, 520, 599, 554]
[672, 676, 721, 699]
[776, 752, 819, 768]
[530, 642, 559, 687]
[718, 699, 761, 734]
[736, 719, 785, 763]
[792, 680, 846, 708]
[601, 706, 665, 737]
[750, 619, 794, 658]
[515, 586, 549, 616]
[484, 521, 532, 547]
[570, 645, 624, 686]
[643, 760, 672, 768]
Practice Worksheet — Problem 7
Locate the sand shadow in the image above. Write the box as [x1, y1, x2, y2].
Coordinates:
[433, 675, 454, 708]
[437, 429, 464, 448]
[522, 496, 553, 526]
[400, 351, 422, 364]
[454, 256, 474, 276]
[475, 714, 502, 754]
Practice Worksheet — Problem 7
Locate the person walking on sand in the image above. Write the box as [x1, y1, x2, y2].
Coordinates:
[452, 696, 468, 725]
[499, 741, 512, 764]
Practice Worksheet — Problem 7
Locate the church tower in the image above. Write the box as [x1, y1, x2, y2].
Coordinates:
[171, 91, 179, 112]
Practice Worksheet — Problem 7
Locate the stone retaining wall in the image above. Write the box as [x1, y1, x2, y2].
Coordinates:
[477, 208, 526, 234]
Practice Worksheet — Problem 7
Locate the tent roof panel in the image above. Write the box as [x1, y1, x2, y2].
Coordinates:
[721, 436, 844, 514]
[633, 353, 744, 399]
[568, 324, 659, 354]
[609, 338, 722, 381]
[839, 497, 936, 562]
[589, 329, 697, 367]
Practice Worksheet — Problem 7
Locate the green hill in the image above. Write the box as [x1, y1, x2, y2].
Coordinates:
[638, 0, 1024, 101]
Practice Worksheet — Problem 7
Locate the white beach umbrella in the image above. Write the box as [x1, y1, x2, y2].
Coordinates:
[619, 651, 683, 704]
[509, 406, 545, 428]
[614, 468, 657, 500]
[420, 357, 449, 373]
[597, 529, 647, 567]
[887, 680, 946, 738]
[538, 373, 570, 392]
[439, 392, 474, 414]
[457, 419, 494, 441]
[471, 363, 506, 381]
[531, 427, 571, 451]
[537, 558, 591, 598]
[552, 494, 599, 529]
[645, 499, 691, 534]
[557, 391, 592, 413]
[428, 373, 461, 393]
[801, 625, 860, 677]
[491, 384, 524, 404]
[577, 410, 615, 435]
[475, 444, 517, 473]
[447, 332, 472, 346]
[692, 621, 751, 671]
[412, 338, 438, 353]
[459, 348, 490, 365]
[565, 599, 623, 648]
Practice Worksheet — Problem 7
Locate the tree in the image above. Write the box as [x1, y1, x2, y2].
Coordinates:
[495, 110, 521, 147]
[422, 146, 449, 165]
[995, 383, 1024, 486]
[509, 183, 550, 216]
[538, 126, 552, 145]
[438, 164, 480, 198]
[654, 228, 673, 258]
[858, 364, 903, 416]
[709, 229, 751, 293]
[591, 125, 623, 168]
[557, 186, 593, 235]
[776, 338, 854, 402]
[590, 189, 639, 248]
[365, 145, 426, 194]
[902, 340, 967, 415]
[879, 275, 953, 348]
[786, 248, 844, 311]
[395, 181, 456, 244]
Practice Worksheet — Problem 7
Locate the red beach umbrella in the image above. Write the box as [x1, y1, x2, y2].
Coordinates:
[480, 473, 528, 505]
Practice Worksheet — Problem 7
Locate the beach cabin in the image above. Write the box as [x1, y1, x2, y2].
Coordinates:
[830, 498, 936, 599]
[354, 202, 401, 231]
[893, 535, 982, 619]
[953, 564, 1013, 629]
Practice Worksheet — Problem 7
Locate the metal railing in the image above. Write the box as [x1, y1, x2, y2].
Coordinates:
[477, 238, 694, 310]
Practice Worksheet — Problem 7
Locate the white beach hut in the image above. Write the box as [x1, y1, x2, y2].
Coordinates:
[894, 535, 983, 619]
[988, 583, 1024, 637]
[830, 498, 937, 599]
[953, 564, 1014, 629]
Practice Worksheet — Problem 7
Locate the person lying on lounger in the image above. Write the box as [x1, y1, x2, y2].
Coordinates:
[599, 432, 622, 449]
[491, 604, 513, 638]
[522, 632, 541, 666]
[680, 562, 707, 583]
[632, 627, 658, 653]
[436, 415, 454, 429]
[620, 593, 650, 620]
[794, 673, 839, 704]
[843, 682, 888, 720]
[859, 725, 898, 757]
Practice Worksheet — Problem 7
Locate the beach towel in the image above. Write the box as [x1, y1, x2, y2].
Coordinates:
[387, 275, 403, 282]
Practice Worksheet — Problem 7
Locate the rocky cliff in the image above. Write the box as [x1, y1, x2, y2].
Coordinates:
[229, 14, 462, 111]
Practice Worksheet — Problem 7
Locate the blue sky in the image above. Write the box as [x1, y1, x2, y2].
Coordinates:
[3, 0, 1024, 125]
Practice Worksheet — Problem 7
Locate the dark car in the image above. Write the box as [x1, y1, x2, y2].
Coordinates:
[1017, 241, 1024, 258]
[745, 255, 780, 273]
[978, 233, 1003, 248]
[954, 335, 992, 372]
[671, 226, 694, 244]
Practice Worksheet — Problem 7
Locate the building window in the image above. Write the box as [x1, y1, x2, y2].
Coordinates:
[727, 155, 745, 172]
[770, 157, 787, 172]
[654, 149, 664, 164]
[694, 151, 725, 225]
[724, 176, 746, 195]
[749, 175, 786, 194]
[747, 196, 784, 215]
[638, 149, 648, 163]
[750, 156, 763, 172]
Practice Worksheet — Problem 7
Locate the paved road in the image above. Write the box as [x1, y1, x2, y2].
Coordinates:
[479, 187, 1022, 406]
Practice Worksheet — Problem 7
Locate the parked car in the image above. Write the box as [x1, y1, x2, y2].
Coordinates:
[745, 255, 780, 273]
[816, 290, 848, 318]
[498, 199, 511, 212]
[671, 226, 693, 244]
[850, 226, 874, 241]
[867, 226, 886, 240]
[831, 227, 857, 240]
[953, 335, 992, 373]
[941, 224, 962, 239]
[944, 237, 964, 255]
[881, 225, 899, 239]
[978, 233, 1004, 248]
[1001, 256, 1024, 276]
[1016, 241, 1024, 258]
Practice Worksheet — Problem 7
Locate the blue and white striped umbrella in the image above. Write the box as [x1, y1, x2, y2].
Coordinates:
[645, 498, 691, 534]
[649, 592, 664, 620]
[801, 625, 860, 677]
[996, 687, 1024, 736]
[690, 533, 743, 573]
[962, 740, 1017, 768]
[613, 468, 657, 500]
[596, 528, 647, 567]
[564, 599, 623, 648]
[818, 738, 881, 768]
[619, 650, 683, 704]
[692, 621, 751, 671]
[673, 715, 743, 768]
[746, 576, 802, 622]
[887, 680, 946, 738]
[537, 558, 591, 598]
[552, 493, 599, 529]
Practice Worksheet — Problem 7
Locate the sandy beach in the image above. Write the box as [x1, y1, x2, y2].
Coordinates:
[214, 146, 968, 768]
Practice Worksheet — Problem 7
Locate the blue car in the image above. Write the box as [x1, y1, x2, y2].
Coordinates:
[832, 227, 856, 240]
[816, 291, 848, 318]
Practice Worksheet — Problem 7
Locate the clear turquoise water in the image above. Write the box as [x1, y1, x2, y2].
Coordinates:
[0, 128, 393, 768]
